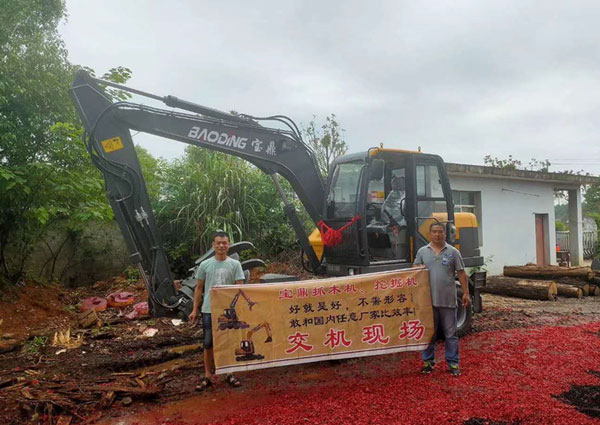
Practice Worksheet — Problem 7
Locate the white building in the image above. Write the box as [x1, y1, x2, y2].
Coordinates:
[446, 163, 597, 276]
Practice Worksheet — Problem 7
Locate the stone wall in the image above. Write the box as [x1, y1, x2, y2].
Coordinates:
[24, 221, 129, 287]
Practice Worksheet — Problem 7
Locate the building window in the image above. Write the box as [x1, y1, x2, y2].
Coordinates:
[452, 190, 482, 246]
[452, 190, 476, 214]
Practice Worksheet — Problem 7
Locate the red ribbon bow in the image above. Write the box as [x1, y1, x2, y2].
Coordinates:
[317, 215, 361, 247]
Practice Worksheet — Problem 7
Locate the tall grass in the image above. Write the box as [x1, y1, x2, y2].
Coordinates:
[155, 147, 301, 275]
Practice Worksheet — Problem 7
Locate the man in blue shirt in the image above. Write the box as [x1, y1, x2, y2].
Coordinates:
[189, 231, 245, 389]
[414, 222, 469, 376]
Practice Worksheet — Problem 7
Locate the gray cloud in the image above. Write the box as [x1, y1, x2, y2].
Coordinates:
[61, 0, 600, 175]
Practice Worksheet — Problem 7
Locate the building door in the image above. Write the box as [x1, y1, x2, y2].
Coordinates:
[535, 214, 547, 266]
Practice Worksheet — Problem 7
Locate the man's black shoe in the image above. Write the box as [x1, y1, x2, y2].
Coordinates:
[421, 361, 434, 374]
[449, 364, 461, 376]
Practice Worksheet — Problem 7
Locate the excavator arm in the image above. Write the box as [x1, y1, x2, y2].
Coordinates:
[247, 322, 272, 342]
[229, 289, 257, 311]
[69, 70, 325, 317]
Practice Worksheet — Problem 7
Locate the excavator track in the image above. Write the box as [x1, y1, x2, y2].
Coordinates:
[236, 354, 265, 362]
[218, 321, 250, 330]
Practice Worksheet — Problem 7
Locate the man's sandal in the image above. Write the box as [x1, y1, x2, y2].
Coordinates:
[225, 374, 241, 388]
[195, 377, 212, 391]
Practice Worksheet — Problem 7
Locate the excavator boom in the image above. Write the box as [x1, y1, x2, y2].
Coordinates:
[69, 71, 326, 316]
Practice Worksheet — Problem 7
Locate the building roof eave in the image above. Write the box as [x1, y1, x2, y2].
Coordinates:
[446, 163, 598, 186]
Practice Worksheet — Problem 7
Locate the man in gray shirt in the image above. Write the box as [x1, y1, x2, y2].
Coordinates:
[413, 221, 469, 376]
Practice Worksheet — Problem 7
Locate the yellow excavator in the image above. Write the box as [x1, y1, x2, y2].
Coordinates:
[235, 322, 273, 362]
[217, 289, 257, 330]
[69, 71, 486, 335]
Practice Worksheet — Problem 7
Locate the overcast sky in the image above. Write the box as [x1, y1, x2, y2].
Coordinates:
[60, 0, 600, 175]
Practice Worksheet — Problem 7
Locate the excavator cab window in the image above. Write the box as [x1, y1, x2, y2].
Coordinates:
[224, 308, 238, 320]
[415, 162, 451, 246]
[240, 340, 254, 354]
[327, 162, 365, 219]
[366, 162, 409, 262]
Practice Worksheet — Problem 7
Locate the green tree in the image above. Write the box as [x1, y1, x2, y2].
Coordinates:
[303, 114, 348, 177]
[135, 145, 165, 202]
[583, 179, 600, 213]
[1, 0, 72, 165]
[555, 219, 567, 231]
[583, 179, 600, 229]
[0, 0, 129, 285]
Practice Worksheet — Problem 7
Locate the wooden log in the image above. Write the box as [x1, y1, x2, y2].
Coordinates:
[56, 416, 72, 425]
[77, 310, 101, 329]
[81, 384, 160, 398]
[0, 377, 19, 389]
[504, 265, 594, 280]
[0, 339, 20, 354]
[99, 391, 116, 409]
[557, 278, 590, 296]
[556, 283, 583, 298]
[589, 284, 600, 296]
[482, 276, 557, 301]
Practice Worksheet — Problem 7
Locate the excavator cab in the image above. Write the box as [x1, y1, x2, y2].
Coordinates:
[239, 339, 255, 355]
[319, 148, 482, 276]
[223, 308, 238, 321]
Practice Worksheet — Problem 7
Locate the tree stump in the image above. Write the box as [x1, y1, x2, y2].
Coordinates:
[482, 276, 557, 301]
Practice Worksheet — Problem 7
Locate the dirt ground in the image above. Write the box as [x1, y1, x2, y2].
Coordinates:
[0, 275, 599, 425]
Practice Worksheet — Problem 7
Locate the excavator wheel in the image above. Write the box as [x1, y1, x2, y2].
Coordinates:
[218, 323, 227, 330]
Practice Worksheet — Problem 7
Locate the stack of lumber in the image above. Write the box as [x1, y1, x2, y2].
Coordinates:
[503, 265, 593, 280]
[589, 277, 600, 296]
[480, 265, 599, 301]
[557, 277, 589, 296]
[483, 276, 558, 300]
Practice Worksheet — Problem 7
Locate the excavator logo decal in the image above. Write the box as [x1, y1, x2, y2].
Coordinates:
[251, 138, 263, 152]
[251, 138, 277, 156]
[188, 126, 248, 149]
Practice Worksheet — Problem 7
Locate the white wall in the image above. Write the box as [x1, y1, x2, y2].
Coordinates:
[449, 175, 559, 276]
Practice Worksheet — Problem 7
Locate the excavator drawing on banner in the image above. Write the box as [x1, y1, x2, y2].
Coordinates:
[217, 289, 257, 330]
[235, 322, 273, 361]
